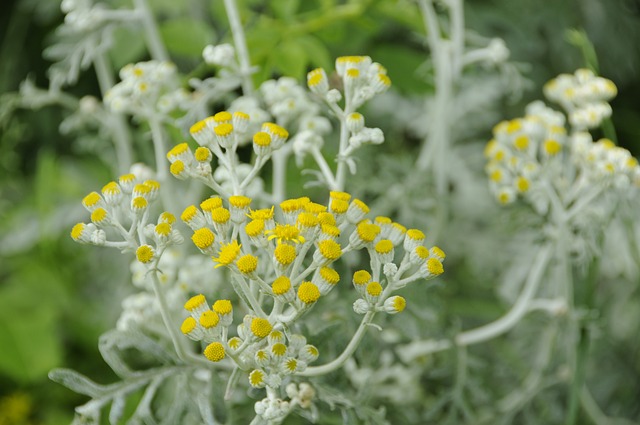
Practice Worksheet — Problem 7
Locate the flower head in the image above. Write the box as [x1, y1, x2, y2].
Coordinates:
[213, 241, 241, 268]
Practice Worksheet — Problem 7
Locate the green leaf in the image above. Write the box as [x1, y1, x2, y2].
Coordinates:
[374, 0, 424, 32]
[371, 44, 433, 94]
[0, 289, 62, 383]
[159, 19, 216, 57]
[48, 369, 106, 398]
[246, 20, 282, 66]
[147, 0, 189, 16]
[297, 35, 332, 71]
[108, 26, 147, 70]
[270, 0, 300, 21]
[272, 39, 308, 80]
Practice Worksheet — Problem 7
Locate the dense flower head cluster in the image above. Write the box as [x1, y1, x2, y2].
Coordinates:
[177, 188, 444, 421]
[70, 175, 183, 256]
[178, 189, 444, 360]
[168, 110, 288, 196]
[261, 77, 331, 134]
[543, 68, 617, 129]
[202, 43, 236, 68]
[295, 56, 390, 170]
[484, 101, 568, 206]
[307, 56, 391, 110]
[105, 60, 189, 115]
[64, 43, 442, 423]
[485, 71, 640, 217]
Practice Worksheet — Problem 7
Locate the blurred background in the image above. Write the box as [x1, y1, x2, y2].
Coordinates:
[1, 0, 639, 423]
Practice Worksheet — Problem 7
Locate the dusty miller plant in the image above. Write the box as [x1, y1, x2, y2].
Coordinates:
[10, 0, 639, 423]
[42, 1, 450, 424]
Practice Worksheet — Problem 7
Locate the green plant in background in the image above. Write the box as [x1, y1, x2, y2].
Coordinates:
[1, 0, 640, 424]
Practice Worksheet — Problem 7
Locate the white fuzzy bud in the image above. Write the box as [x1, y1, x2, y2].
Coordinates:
[203, 44, 236, 67]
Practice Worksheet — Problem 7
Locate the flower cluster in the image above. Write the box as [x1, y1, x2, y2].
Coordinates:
[261, 77, 331, 134]
[105, 61, 189, 115]
[177, 190, 444, 420]
[167, 110, 288, 197]
[543, 68, 617, 129]
[307, 56, 391, 110]
[203, 43, 236, 68]
[179, 191, 444, 347]
[484, 101, 567, 207]
[300, 56, 391, 173]
[70, 174, 183, 262]
[485, 71, 639, 218]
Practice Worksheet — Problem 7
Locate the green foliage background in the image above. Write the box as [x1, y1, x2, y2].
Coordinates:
[0, 0, 639, 423]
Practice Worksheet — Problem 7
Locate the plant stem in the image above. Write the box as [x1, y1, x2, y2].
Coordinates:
[149, 270, 189, 362]
[223, 0, 254, 96]
[416, 0, 453, 197]
[92, 53, 133, 174]
[566, 325, 589, 425]
[399, 243, 553, 362]
[149, 118, 168, 182]
[335, 114, 350, 191]
[456, 243, 552, 346]
[299, 311, 376, 376]
[134, 0, 169, 61]
[580, 387, 613, 425]
[271, 147, 290, 203]
[311, 147, 338, 190]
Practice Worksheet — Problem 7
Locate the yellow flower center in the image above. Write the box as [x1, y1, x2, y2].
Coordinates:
[213, 241, 241, 268]
[199, 311, 220, 328]
[204, 342, 225, 362]
[192, 228, 215, 249]
[427, 258, 444, 275]
[136, 245, 154, 263]
[229, 195, 252, 209]
[250, 318, 272, 338]
[353, 270, 371, 286]
[318, 240, 342, 260]
[237, 254, 258, 274]
[272, 276, 292, 295]
[267, 224, 305, 244]
[298, 282, 321, 304]
[319, 267, 340, 285]
[213, 299, 232, 315]
[274, 244, 297, 266]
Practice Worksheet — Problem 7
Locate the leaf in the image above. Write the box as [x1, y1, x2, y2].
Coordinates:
[0, 285, 63, 383]
[272, 38, 308, 80]
[296, 35, 332, 71]
[371, 44, 433, 94]
[159, 19, 216, 57]
[108, 26, 147, 70]
[109, 396, 126, 425]
[245, 21, 281, 66]
[270, 0, 300, 21]
[49, 369, 106, 398]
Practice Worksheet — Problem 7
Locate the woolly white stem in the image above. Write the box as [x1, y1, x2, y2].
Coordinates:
[223, 0, 254, 96]
[299, 311, 376, 376]
[398, 243, 553, 362]
[93, 53, 133, 174]
[134, 0, 169, 61]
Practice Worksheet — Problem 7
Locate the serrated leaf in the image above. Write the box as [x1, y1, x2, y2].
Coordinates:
[49, 369, 106, 398]
[159, 19, 216, 57]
